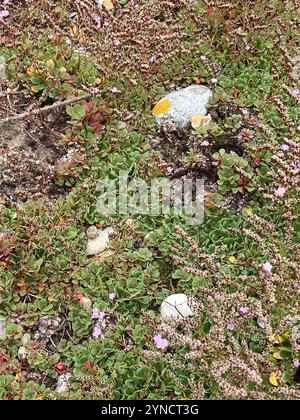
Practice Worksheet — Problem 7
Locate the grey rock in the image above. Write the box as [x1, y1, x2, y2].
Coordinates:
[154, 85, 213, 128]
[18, 346, 30, 360]
[21, 333, 32, 347]
[38, 316, 61, 336]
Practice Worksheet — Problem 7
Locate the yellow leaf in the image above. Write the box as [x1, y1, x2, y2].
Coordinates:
[60, 67, 67, 73]
[273, 352, 283, 360]
[269, 372, 279, 387]
[246, 208, 253, 216]
[15, 373, 22, 381]
[274, 333, 289, 344]
[228, 256, 237, 263]
[191, 114, 212, 129]
[153, 98, 171, 116]
[104, 0, 114, 11]
[31, 85, 40, 93]
[27, 66, 34, 76]
[48, 296, 55, 302]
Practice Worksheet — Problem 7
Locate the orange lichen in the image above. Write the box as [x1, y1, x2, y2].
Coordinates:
[153, 98, 171, 115]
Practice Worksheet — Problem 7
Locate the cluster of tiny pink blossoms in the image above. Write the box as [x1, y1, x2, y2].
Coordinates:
[92, 308, 105, 320]
[0, 0, 10, 18]
[153, 334, 169, 350]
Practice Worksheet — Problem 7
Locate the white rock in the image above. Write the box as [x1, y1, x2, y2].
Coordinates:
[154, 85, 213, 128]
[56, 374, 72, 394]
[86, 227, 114, 256]
[0, 317, 6, 340]
[86, 225, 98, 240]
[160, 293, 194, 319]
[18, 346, 29, 360]
[21, 333, 31, 347]
[80, 296, 92, 310]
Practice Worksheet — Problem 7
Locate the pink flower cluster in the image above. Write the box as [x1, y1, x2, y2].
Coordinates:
[153, 334, 169, 350]
[0, 0, 10, 18]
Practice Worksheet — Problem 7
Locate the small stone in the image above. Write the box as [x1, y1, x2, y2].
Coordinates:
[160, 293, 194, 319]
[38, 316, 61, 336]
[21, 333, 31, 347]
[0, 317, 6, 340]
[18, 346, 30, 360]
[153, 85, 213, 128]
[56, 374, 72, 394]
[291, 55, 300, 81]
[80, 296, 92, 311]
[86, 226, 98, 240]
[86, 227, 114, 256]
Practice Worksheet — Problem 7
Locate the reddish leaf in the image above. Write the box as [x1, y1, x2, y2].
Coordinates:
[85, 361, 93, 369]
[207, 7, 216, 15]
[55, 361, 65, 371]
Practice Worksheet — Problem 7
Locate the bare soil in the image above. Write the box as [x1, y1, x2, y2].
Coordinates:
[0, 94, 69, 207]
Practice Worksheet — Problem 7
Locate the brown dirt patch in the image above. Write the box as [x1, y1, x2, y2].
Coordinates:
[0, 94, 69, 207]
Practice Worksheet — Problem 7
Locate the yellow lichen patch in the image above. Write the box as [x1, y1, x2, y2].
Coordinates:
[191, 114, 211, 129]
[153, 98, 171, 116]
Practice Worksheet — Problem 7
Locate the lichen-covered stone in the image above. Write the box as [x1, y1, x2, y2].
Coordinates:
[153, 85, 213, 128]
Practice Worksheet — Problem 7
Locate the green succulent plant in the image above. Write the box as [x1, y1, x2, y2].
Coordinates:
[213, 149, 255, 194]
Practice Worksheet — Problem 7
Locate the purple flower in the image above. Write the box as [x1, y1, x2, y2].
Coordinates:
[201, 140, 210, 146]
[113, 39, 121, 47]
[149, 55, 157, 63]
[200, 55, 207, 61]
[109, 292, 116, 302]
[291, 88, 300, 95]
[262, 262, 273, 273]
[0, 10, 9, 18]
[110, 87, 120, 93]
[92, 308, 105, 320]
[226, 323, 235, 331]
[92, 326, 103, 339]
[275, 187, 286, 197]
[240, 306, 249, 314]
[281, 144, 289, 152]
[153, 334, 169, 350]
[293, 359, 300, 368]
[165, 166, 173, 175]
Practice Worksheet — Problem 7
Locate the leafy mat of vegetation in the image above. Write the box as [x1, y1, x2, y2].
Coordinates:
[0, 0, 299, 399]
